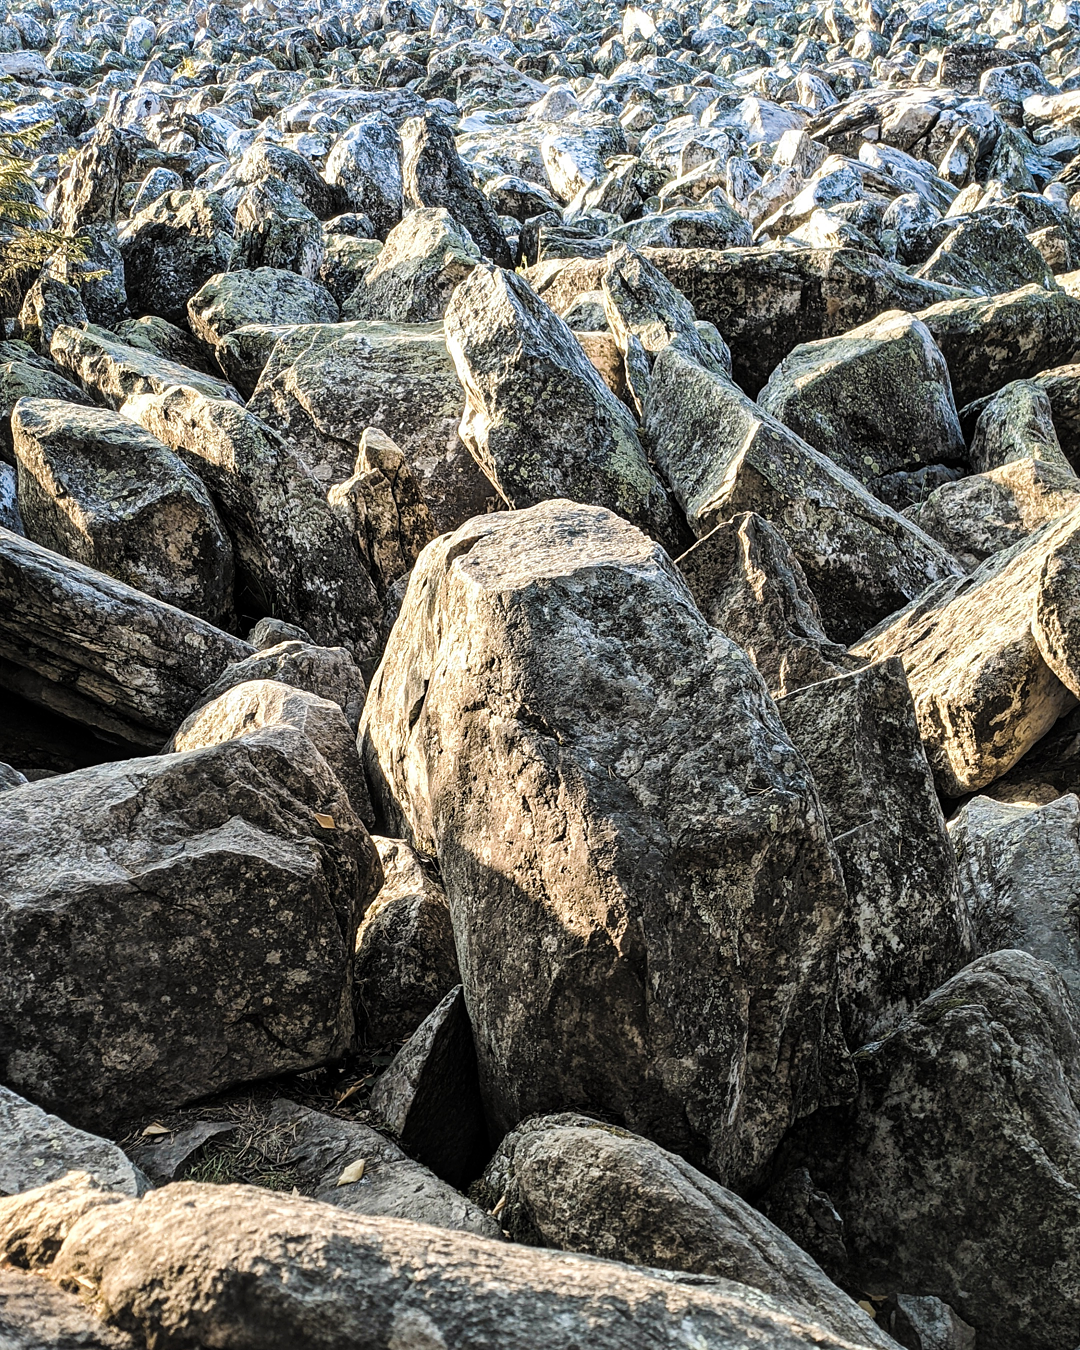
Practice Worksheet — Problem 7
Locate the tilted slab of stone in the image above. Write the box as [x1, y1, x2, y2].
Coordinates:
[966, 378, 1074, 475]
[0, 1086, 146, 1199]
[49, 322, 241, 408]
[186, 267, 339, 349]
[342, 207, 479, 324]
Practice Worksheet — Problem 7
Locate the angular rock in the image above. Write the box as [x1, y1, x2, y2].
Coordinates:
[355, 837, 460, 1045]
[50, 323, 240, 410]
[13, 398, 233, 626]
[235, 141, 341, 222]
[215, 323, 297, 401]
[0, 348, 93, 460]
[645, 346, 963, 644]
[126, 1123, 238, 1188]
[118, 191, 236, 328]
[54, 125, 138, 235]
[0, 1266, 138, 1350]
[323, 115, 403, 239]
[0, 725, 380, 1135]
[187, 268, 338, 350]
[342, 208, 479, 324]
[880, 1295, 976, 1350]
[967, 378, 1075, 475]
[233, 178, 323, 280]
[916, 215, 1056, 295]
[444, 266, 679, 548]
[676, 513, 861, 698]
[362, 501, 851, 1189]
[113, 315, 218, 378]
[0, 1087, 146, 1199]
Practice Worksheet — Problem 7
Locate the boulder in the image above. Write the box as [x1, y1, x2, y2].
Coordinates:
[361, 500, 851, 1189]
[444, 266, 680, 549]
[0, 1266, 139, 1350]
[0, 1175, 891, 1350]
[342, 208, 479, 324]
[851, 508, 1080, 795]
[879, 1295, 976, 1350]
[400, 113, 513, 269]
[776, 660, 972, 1045]
[474, 1114, 893, 1350]
[215, 323, 298, 400]
[265, 1100, 497, 1237]
[915, 215, 1056, 295]
[966, 377, 1075, 474]
[323, 115, 403, 239]
[644, 346, 963, 644]
[0, 349, 93, 461]
[233, 178, 324, 280]
[949, 793, 1080, 1004]
[190, 640, 366, 735]
[247, 320, 493, 533]
[355, 836, 460, 1045]
[49, 323, 241, 409]
[235, 141, 341, 222]
[12, 398, 233, 626]
[118, 191, 236, 328]
[757, 310, 965, 503]
[53, 124, 138, 235]
[187, 268, 339, 350]
[0, 725, 380, 1135]
[0, 1086, 146, 1199]
[113, 315, 219, 377]
[676, 513, 861, 698]
[0, 528, 250, 747]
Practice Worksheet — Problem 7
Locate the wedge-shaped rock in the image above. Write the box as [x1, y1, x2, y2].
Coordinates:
[13, 398, 233, 626]
[757, 311, 965, 500]
[967, 377, 1074, 474]
[796, 951, 1080, 1350]
[121, 387, 382, 675]
[0, 348, 92, 459]
[362, 500, 850, 1189]
[248, 320, 491, 532]
[645, 347, 962, 644]
[0, 1087, 146, 1199]
[0, 528, 250, 746]
[916, 216, 1056, 295]
[187, 268, 338, 350]
[118, 190, 236, 327]
[474, 1114, 893, 1350]
[1, 1175, 892, 1350]
[114, 315, 218, 376]
[233, 178, 323, 280]
[444, 267, 679, 548]
[677, 512, 861, 698]
[777, 661, 972, 1045]
[916, 284, 1080, 407]
[950, 793, 1080, 1004]
[324, 115, 403, 238]
[266, 1099, 496, 1237]
[852, 508, 1080, 795]
[0, 725, 380, 1135]
[643, 245, 966, 395]
[356, 837, 459, 1044]
[50, 323, 240, 409]
[190, 640, 366, 734]
[343, 208, 479, 324]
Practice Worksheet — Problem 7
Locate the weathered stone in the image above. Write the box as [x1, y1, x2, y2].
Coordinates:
[233, 178, 324, 280]
[777, 660, 971, 1046]
[757, 310, 965, 499]
[54, 125, 138, 235]
[126, 1123, 238, 1187]
[0, 528, 250, 747]
[323, 115, 403, 239]
[118, 190, 236, 328]
[235, 141, 341, 222]
[444, 266, 679, 549]
[191, 640, 366, 735]
[355, 837, 460, 1045]
[113, 315, 218, 377]
[13, 398, 233, 626]
[879, 1295, 976, 1350]
[473, 1114, 893, 1350]
[17, 271, 88, 354]
[676, 513, 861, 698]
[187, 268, 338, 350]
[967, 378, 1075, 474]
[50, 323, 240, 409]
[852, 508, 1080, 795]
[916, 215, 1056, 295]
[0, 1087, 146, 1199]
[343, 208, 479, 324]
[645, 346, 962, 644]
[0, 350, 92, 461]
[362, 500, 851, 1189]
[215, 323, 297, 400]
[0, 1266, 139, 1350]
[0, 725, 380, 1135]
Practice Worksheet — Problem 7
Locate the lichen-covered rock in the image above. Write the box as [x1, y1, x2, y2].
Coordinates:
[113, 315, 218, 377]
[0, 348, 92, 460]
[234, 140, 342, 222]
[187, 268, 338, 350]
[757, 310, 965, 501]
[777, 660, 972, 1045]
[0, 725, 380, 1135]
[967, 377, 1075, 474]
[355, 837, 459, 1045]
[676, 513, 861, 698]
[53, 124, 138, 235]
[852, 508, 1080, 795]
[473, 1115, 893, 1350]
[0, 1086, 146, 1199]
[361, 500, 851, 1189]
[342, 208, 479, 323]
[118, 190, 236, 327]
[233, 178, 325, 281]
[444, 266, 680, 549]
[13, 398, 233, 626]
[916, 215, 1056, 294]
[50, 323, 240, 409]
[644, 346, 963, 644]
[323, 115, 403, 238]
[215, 323, 297, 400]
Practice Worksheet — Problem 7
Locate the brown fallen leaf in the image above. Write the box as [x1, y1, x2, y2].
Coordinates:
[857, 1300, 877, 1319]
[334, 1078, 371, 1107]
[491, 1193, 508, 1219]
[141, 1122, 171, 1137]
[336, 1158, 366, 1186]
[314, 812, 335, 829]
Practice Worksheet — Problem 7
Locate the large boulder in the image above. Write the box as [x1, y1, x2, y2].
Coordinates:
[234, 141, 342, 222]
[118, 191, 236, 328]
[0, 1086, 146, 1198]
[966, 378, 1074, 475]
[247, 320, 493, 533]
[0, 528, 250, 747]
[187, 268, 339, 351]
[776, 660, 971, 1045]
[233, 178, 324, 280]
[342, 208, 479, 324]
[49, 323, 241, 409]
[0, 725, 381, 1135]
[757, 310, 965, 504]
[915, 215, 1056, 295]
[474, 1114, 892, 1350]
[12, 398, 233, 626]
[323, 115, 403, 238]
[361, 500, 851, 1190]
[0, 347, 94, 461]
[644, 346, 963, 644]
[0, 1175, 890, 1350]
[444, 267, 680, 550]
[852, 507, 1080, 795]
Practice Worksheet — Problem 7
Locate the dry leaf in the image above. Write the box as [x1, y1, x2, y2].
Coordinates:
[334, 1078, 369, 1107]
[336, 1158, 366, 1186]
[314, 812, 335, 829]
[491, 1193, 508, 1219]
[857, 1300, 877, 1319]
[141, 1122, 171, 1137]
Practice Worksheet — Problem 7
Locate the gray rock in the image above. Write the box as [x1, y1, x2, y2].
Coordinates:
[118, 191, 237, 328]
[126, 1123, 237, 1187]
[612, 207, 753, 251]
[356, 837, 460, 1045]
[248, 619, 313, 650]
[187, 268, 339, 350]
[0, 1266, 139, 1350]
[777, 660, 972, 1046]
[0, 1086, 147, 1199]
[361, 500, 851, 1190]
[113, 315, 218, 378]
[0, 724, 380, 1135]
[323, 115, 403, 239]
[916, 215, 1056, 295]
[235, 140, 341, 222]
[444, 265, 680, 549]
[676, 512, 861, 698]
[342, 207, 479, 323]
[0, 760, 27, 790]
[644, 345, 963, 644]
[69, 223, 128, 330]
[191, 640, 366, 735]
[879, 1294, 976, 1350]
[233, 177, 324, 280]
[13, 397, 234, 626]
[17, 272, 89, 354]
[50, 323, 241, 409]
[53, 124, 138, 235]
[215, 323, 298, 400]
[0, 350, 93, 461]
[473, 1114, 893, 1350]
[967, 377, 1075, 475]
